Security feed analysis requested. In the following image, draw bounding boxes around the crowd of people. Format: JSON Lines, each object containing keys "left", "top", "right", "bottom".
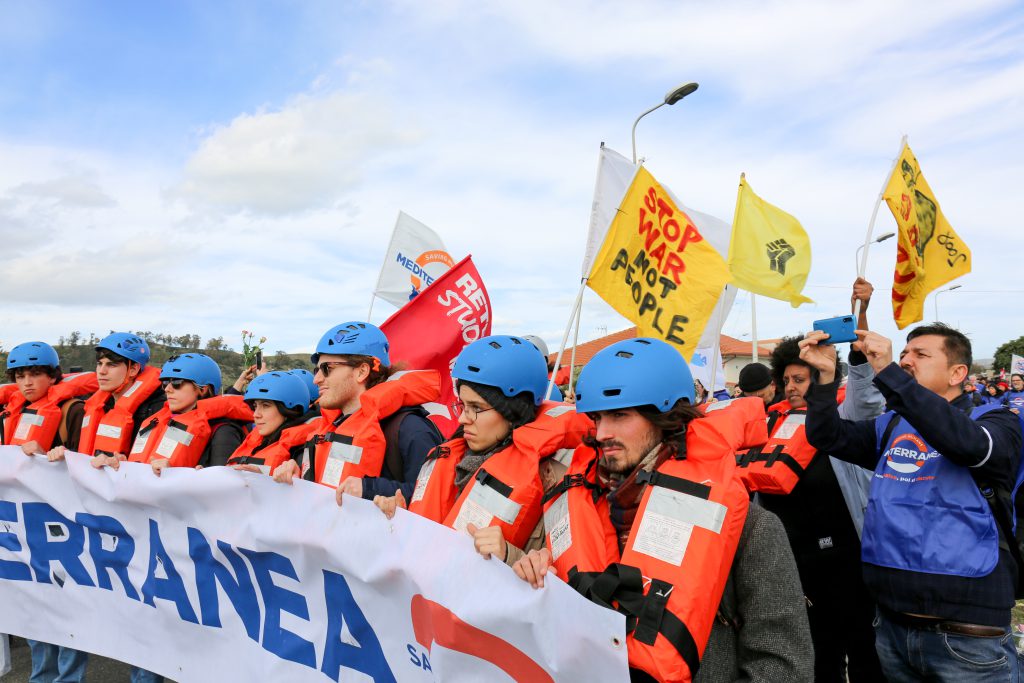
{"left": 2, "top": 277, "right": 1023, "bottom": 683}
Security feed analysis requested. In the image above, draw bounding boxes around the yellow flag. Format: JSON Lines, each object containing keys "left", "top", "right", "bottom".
{"left": 586, "top": 166, "right": 731, "bottom": 354}
{"left": 883, "top": 142, "right": 971, "bottom": 328}
{"left": 727, "top": 175, "right": 813, "bottom": 307}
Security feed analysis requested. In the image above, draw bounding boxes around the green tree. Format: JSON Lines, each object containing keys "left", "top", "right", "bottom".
{"left": 993, "top": 335, "right": 1024, "bottom": 373}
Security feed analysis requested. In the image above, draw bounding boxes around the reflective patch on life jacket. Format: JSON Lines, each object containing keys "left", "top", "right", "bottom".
{"left": 544, "top": 493, "right": 572, "bottom": 561}
{"left": 156, "top": 425, "right": 194, "bottom": 458}
{"left": 451, "top": 476, "right": 523, "bottom": 532}
{"left": 632, "top": 486, "right": 727, "bottom": 566}
{"left": 551, "top": 448, "right": 575, "bottom": 468}
{"left": 130, "top": 431, "right": 150, "bottom": 455}
{"left": 773, "top": 413, "right": 805, "bottom": 440}
{"left": 14, "top": 412, "right": 45, "bottom": 441}
{"left": 96, "top": 424, "right": 122, "bottom": 440}
{"left": 122, "top": 380, "right": 144, "bottom": 398}
{"left": 322, "top": 438, "right": 364, "bottom": 487}
{"left": 545, "top": 405, "right": 573, "bottom": 419}
{"left": 82, "top": 415, "right": 91, "bottom": 428}
{"left": 411, "top": 459, "right": 437, "bottom": 504}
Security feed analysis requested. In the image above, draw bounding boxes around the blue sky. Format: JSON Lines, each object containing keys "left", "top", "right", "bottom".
{"left": 2, "top": 0, "right": 1022, "bottom": 366}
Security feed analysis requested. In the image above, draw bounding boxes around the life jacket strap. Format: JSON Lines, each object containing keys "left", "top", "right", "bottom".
{"left": 474, "top": 468, "right": 513, "bottom": 498}
{"left": 735, "top": 445, "right": 807, "bottom": 476}
{"left": 636, "top": 469, "right": 711, "bottom": 500}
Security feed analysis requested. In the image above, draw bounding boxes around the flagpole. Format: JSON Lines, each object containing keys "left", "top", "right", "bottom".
{"left": 567, "top": 293, "right": 583, "bottom": 395}
{"left": 751, "top": 293, "right": 759, "bottom": 364}
{"left": 547, "top": 279, "right": 587, "bottom": 401}
{"left": 854, "top": 135, "right": 907, "bottom": 319}
{"left": 706, "top": 285, "right": 730, "bottom": 400}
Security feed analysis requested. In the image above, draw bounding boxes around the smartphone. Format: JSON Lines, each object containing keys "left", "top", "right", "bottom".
{"left": 255, "top": 350, "right": 263, "bottom": 370}
{"left": 813, "top": 315, "right": 857, "bottom": 345}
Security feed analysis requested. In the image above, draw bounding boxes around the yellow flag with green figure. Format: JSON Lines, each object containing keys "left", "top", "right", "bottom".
{"left": 727, "top": 175, "right": 813, "bottom": 307}
{"left": 883, "top": 141, "right": 971, "bottom": 328}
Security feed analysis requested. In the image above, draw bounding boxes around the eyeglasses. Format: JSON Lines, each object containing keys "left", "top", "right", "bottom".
{"left": 315, "top": 361, "right": 352, "bottom": 378}
{"left": 162, "top": 379, "right": 192, "bottom": 390}
{"left": 454, "top": 400, "right": 497, "bottom": 421}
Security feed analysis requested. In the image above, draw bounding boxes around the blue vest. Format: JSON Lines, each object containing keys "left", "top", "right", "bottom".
{"left": 1004, "top": 391, "right": 1024, "bottom": 411}
{"left": 864, "top": 405, "right": 1005, "bottom": 578}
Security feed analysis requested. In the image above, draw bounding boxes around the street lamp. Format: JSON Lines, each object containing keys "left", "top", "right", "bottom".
{"left": 631, "top": 82, "right": 699, "bottom": 163}
{"left": 855, "top": 232, "right": 895, "bottom": 273}
{"left": 934, "top": 284, "right": 962, "bottom": 321}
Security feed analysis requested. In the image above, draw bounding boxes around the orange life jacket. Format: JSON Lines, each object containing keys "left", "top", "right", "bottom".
{"left": 227, "top": 421, "right": 319, "bottom": 474}
{"left": 305, "top": 370, "right": 441, "bottom": 488}
{"left": 128, "top": 395, "right": 253, "bottom": 468}
{"left": 542, "top": 404, "right": 760, "bottom": 682}
{"left": 541, "top": 444, "right": 620, "bottom": 582}
{"left": 2, "top": 373, "right": 99, "bottom": 449}
{"left": 78, "top": 366, "right": 164, "bottom": 456}
{"left": 735, "top": 388, "right": 845, "bottom": 494}
{"left": 409, "top": 402, "right": 592, "bottom": 549}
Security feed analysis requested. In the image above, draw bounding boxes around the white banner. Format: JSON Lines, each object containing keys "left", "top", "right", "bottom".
{"left": 1011, "top": 354, "right": 1024, "bottom": 376}
{"left": 0, "top": 448, "right": 627, "bottom": 682}
{"left": 583, "top": 146, "right": 736, "bottom": 348}
{"left": 374, "top": 211, "right": 455, "bottom": 308}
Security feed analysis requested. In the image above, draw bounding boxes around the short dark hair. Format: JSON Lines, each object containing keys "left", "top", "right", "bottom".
{"left": 96, "top": 348, "right": 131, "bottom": 366}
{"left": 582, "top": 398, "right": 703, "bottom": 456}
{"left": 770, "top": 336, "right": 839, "bottom": 391}
{"left": 906, "top": 323, "right": 972, "bottom": 368}
{"left": 7, "top": 365, "right": 62, "bottom": 384}
{"left": 456, "top": 380, "right": 536, "bottom": 430}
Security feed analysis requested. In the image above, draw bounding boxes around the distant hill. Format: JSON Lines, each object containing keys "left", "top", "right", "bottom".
{"left": 0, "top": 333, "right": 310, "bottom": 388}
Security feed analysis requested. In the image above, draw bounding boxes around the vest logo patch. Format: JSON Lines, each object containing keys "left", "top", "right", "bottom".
{"left": 884, "top": 433, "right": 939, "bottom": 474}
{"left": 818, "top": 536, "right": 833, "bottom": 550}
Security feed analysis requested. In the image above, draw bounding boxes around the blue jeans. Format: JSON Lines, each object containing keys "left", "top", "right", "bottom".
{"left": 130, "top": 666, "right": 165, "bottom": 683}
{"left": 27, "top": 640, "right": 88, "bottom": 683}
{"left": 874, "top": 610, "right": 1020, "bottom": 682}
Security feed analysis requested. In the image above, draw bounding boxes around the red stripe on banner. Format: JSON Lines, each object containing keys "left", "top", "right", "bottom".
{"left": 411, "top": 594, "right": 554, "bottom": 683}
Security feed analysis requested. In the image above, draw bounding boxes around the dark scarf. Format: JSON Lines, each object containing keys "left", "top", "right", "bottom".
{"left": 454, "top": 435, "right": 513, "bottom": 492}
{"left": 600, "top": 444, "right": 669, "bottom": 551}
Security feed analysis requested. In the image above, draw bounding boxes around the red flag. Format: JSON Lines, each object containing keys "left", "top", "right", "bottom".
{"left": 380, "top": 255, "right": 492, "bottom": 437}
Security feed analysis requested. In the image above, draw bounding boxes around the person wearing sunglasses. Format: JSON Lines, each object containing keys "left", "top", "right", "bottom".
{"left": 92, "top": 353, "right": 252, "bottom": 472}
{"left": 371, "top": 335, "right": 592, "bottom": 567}
{"left": 2, "top": 341, "right": 97, "bottom": 454}
{"left": 227, "top": 371, "right": 314, "bottom": 474}
{"left": 273, "top": 321, "right": 444, "bottom": 503}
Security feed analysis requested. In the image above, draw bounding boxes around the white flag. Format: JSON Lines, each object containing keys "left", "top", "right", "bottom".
{"left": 582, "top": 146, "right": 737, "bottom": 347}
{"left": 373, "top": 212, "right": 455, "bottom": 308}
{"left": 689, "top": 345, "right": 727, "bottom": 395}
{"left": 1012, "top": 354, "right": 1024, "bottom": 375}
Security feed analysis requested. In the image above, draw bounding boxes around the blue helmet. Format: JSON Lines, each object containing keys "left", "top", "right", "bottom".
{"left": 312, "top": 322, "right": 390, "bottom": 366}
{"left": 575, "top": 338, "right": 694, "bottom": 413}
{"left": 452, "top": 335, "right": 549, "bottom": 406}
{"left": 96, "top": 332, "right": 151, "bottom": 367}
{"left": 288, "top": 369, "right": 319, "bottom": 401}
{"left": 244, "top": 372, "right": 310, "bottom": 411}
{"left": 160, "top": 353, "right": 222, "bottom": 394}
{"left": 7, "top": 342, "right": 59, "bottom": 371}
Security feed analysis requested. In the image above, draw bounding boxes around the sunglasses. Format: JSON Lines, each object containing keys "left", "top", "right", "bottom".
{"left": 314, "top": 361, "right": 355, "bottom": 378}
{"left": 162, "top": 379, "right": 193, "bottom": 390}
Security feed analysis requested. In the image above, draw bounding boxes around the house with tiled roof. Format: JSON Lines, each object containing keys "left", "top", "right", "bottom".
{"left": 549, "top": 327, "right": 779, "bottom": 387}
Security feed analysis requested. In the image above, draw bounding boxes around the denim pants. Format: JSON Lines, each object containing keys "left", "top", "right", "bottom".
{"left": 27, "top": 640, "right": 88, "bottom": 683}
{"left": 130, "top": 666, "right": 165, "bottom": 683}
{"left": 874, "top": 610, "right": 1020, "bottom": 682}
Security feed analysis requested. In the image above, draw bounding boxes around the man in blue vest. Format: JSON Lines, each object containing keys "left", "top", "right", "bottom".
{"left": 799, "top": 323, "right": 1023, "bottom": 682}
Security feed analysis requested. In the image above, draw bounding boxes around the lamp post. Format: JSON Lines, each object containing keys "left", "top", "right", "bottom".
{"left": 934, "top": 284, "right": 962, "bottom": 321}
{"left": 854, "top": 232, "right": 895, "bottom": 274}
{"left": 631, "top": 82, "right": 699, "bottom": 164}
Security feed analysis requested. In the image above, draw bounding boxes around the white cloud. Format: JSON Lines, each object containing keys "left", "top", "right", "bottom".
{"left": 171, "top": 90, "right": 422, "bottom": 215}
{"left": 10, "top": 175, "right": 116, "bottom": 209}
